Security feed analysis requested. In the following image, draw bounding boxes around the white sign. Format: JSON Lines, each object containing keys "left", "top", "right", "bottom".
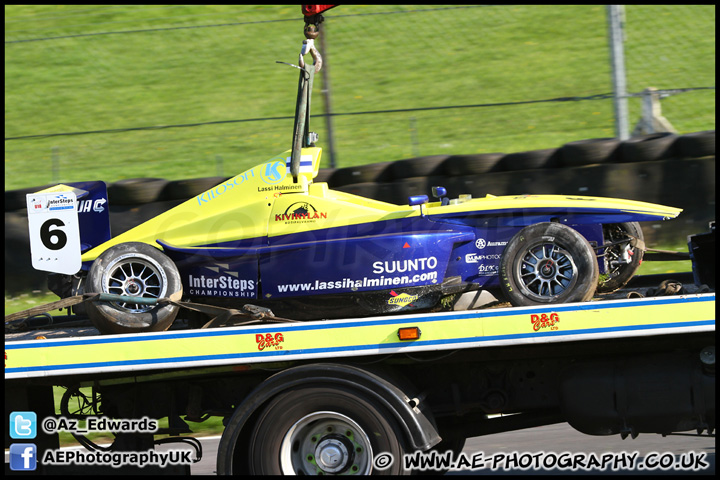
{"left": 26, "top": 191, "right": 81, "bottom": 274}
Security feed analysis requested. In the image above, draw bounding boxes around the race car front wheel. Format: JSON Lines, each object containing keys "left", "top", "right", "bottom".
{"left": 85, "top": 242, "right": 182, "bottom": 334}
{"left": 499, "top": 223, "right": 599, "bottom": 306}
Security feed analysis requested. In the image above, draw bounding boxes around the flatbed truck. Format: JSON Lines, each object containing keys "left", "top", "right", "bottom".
{"left": 5, "top": 260, "right": 715, "bottom": 475}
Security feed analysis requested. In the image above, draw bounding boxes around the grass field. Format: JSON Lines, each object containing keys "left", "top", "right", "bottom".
{"left": 4, "top": 5, "right": 715, "bottom": 190}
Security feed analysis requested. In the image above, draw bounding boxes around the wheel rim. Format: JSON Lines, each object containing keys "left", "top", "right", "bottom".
{"left": 279, "top": 411, "right": 373, "bottom": 475}
{"left": 101, "top": 253, "right": 168, "bottom": 313}
{"left": 517, "top": 243, "right": 578, "bottom": 300}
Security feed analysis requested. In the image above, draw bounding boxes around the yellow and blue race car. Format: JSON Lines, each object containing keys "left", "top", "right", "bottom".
{"left": 27, "top": 14, "right": 681, "bottom": 334}
{"left": 34, "top": 146, "right": 680, "bottom": 334}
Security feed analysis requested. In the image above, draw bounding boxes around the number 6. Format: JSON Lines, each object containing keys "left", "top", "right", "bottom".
{"left": 40, "top": 218, "right": 68, "bottom": 251}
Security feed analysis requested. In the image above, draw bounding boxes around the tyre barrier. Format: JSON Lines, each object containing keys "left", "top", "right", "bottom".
{"left": 328, "top": 161, "right": 395, "bottom": 188}
{"left": 559, "top": 137, "right": 621, "bottom": 167}
{"left": 313, "top": 167, "right": 337, "bottom": 184}
{"left": 161, "top": 176, "right": 230, "bottom": 201}
{"left": 674, "top": 130, "right": 715, "bottom": 159}
{"left": 617, "top": 132, "right": 679, "bottom": 163}
{"left": 5, "top": 183, "right": 56, "bottom": 212}
{"left": 389, "top": 155, "right": 450, "bottom": 180}
{"left": 107, "top": 178, "right": 169, "bottom": 205}
{"left": 443, "top": 153, "right": 505, "bottom": 176}
{"left": 496, "top": 148, "right": 562, "bottom": 171}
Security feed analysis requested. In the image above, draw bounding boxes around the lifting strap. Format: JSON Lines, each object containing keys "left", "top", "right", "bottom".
{"left": 5, "top": 293, "right": 295, "bottom": 333}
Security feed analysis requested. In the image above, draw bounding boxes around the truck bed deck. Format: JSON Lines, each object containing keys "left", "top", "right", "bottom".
{"left": 5, "top": 276, "right": 714, "bottom": 381}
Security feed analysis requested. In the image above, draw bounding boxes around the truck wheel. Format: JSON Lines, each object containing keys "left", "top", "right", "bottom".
{"left": 500, "top": 223, "right": 599, "bottom": 306}
{"left": 246, "top": 386, "right": 409, "bottom": 475}
{"left": 597, "top": 222, "right": 644, "bottom": 293}
{"left": 85, "top": 242, "right": 182, "bottom": 334}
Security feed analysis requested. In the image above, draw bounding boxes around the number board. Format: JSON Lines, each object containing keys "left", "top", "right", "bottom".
{"left": 26, "top": 191, "right": 81, "bottom": 275}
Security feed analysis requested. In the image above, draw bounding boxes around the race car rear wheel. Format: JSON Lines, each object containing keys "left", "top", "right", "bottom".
{"left": 85, "top": 242, "right": 182, "bottom": 334}
{"left": 499, "top": 223, "right": 599, "bottom": 306}
{"left": 597, "top": 222, "right": 644, "bottom": 293}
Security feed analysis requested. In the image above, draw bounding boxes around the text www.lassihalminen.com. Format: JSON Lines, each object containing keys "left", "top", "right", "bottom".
{"left": 276, "top": 272, "right": 438, "bottom": 293}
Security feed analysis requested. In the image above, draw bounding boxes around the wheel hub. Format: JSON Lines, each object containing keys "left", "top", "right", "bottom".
{"left": 519, "top": 243, "right": 577, "bottom": 299}
{"left": 539, "top": 259, "right": 556, "bottom": 278}
{"left": 315, "top": 435, "right": 352, "bottom": 473}
{"left": 124, "top": 279, "right": 143, "bottom": 296}
{"left": 279, "top": 411, "right": 372, "bottom": 475}
{"left": 102, "top": 253, "right": 168, "bottom": 313}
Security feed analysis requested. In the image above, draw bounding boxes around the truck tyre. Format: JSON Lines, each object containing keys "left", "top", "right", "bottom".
{"left": 597, "top": 222, "right": 644, "bottom": 293}
{"left": 500, "top": 223, "right": 599, "bottom": 306}
{"left": 85, "top": 242, "right": 182, "bottom": 334}
{"left": 245, "top": 386, "right": 410, "bottom": 475}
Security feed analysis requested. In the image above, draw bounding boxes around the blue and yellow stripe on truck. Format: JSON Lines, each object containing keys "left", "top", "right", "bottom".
{"left": 5, "top": 294, "right": 714, "bottom": 380}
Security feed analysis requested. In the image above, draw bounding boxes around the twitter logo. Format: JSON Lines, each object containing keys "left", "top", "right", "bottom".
{"left": 10, "top": 412, "right": 37, "bottom": 439}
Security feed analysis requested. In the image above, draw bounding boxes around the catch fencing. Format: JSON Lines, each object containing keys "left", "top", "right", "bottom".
{"left": 4, "top": 5, "right": 715, "bottom": 189}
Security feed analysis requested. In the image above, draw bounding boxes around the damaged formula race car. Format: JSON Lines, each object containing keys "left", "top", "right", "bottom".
{"left": 26, "top": 20, "right": 681, "bottom": 334}
{"left": 31, "top": 146, "right": 681, "bottom": 334}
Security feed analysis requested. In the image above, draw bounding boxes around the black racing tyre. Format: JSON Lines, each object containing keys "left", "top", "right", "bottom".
{"left": 108, "top": 178, "right": 169, "bottom": 205}
{"left": 336, "top": 181, "right": 380, "bottom": 200}
{"left": 497, "top": 148, "right": 561, "bottom": 171}
{"left": 331, "top": 162, "right": 394, "bottom": 187}
{"left": 500, "top": 223, "right": 599, "bottom": 306}
{"left": 161, "top": 176, "right": 228, "bottom": 201}
{"left": 5, "top": 184, "right": 55, "bottom": 212}
{"left": 596, "top": 222, "right": 644, "bottom": 293}
{"left": 85, "top": 242, "right": 182, "bottom": 334}
{"left": 560, "top": 138, "right": 621, "bottom": 167}
{"left": 675, "top": 130, "right": 715, "bottom": 158}
{"left": 443, "top": 153, "right": 504, "bottom": 176}
{"left": 245, "top": 386, "right": 410, "bottom": 475}
{"left": 314, "top": 167, "right": 337, "bottom": 184}
{"left": 618, "top": 132, "right": 678, "bottom": 163}
{"left": 390, "top": 155, "right": 450, "bottom": 179}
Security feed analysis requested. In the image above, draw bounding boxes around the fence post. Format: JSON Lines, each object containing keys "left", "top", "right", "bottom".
{"left": 319, "top": 21, "right": 337, "bottom": 168}
{"left": 52, "top": 146, "right": 59, "bottom": 182}
{"left": 607, "top": 5, "right": 630, "bottom": 141}
{"left": 631, "top": 87, "right": 677, "bottom": 136}
{"left": 410, "top": 117, "right": 420, "bottom": 157}
{"left": 216, "top": 154, "right": 224, "bottom": 176}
